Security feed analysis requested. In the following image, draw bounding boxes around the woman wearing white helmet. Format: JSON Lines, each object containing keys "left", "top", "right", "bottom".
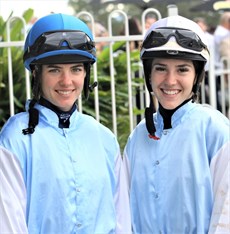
{"left": 123, "top": 15, "right": 229, "bottom": 233}
{"left": 0, "top": 13, "right": 131, "bottom": 233}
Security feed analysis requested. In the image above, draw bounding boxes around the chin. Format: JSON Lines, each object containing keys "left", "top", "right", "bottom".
{"left": 161, "top": 103, "right": 178, "bottom": 110}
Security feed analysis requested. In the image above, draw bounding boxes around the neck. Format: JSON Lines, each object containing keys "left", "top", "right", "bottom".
{"left": 159, "top": 98, "right": 191, "bottom": 129}
{"left": 39, "top": 97, "right": 76, "bottom": 128}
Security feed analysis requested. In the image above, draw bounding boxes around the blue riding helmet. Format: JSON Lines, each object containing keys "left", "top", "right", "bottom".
{"left": 23, "top": 13, "right": 96, "bottom": 71}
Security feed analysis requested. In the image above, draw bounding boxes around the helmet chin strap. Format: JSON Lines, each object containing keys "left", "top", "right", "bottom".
{"left": 83, "top": 64, "right": 97, "bottom": 99}
{"left": 22, "top": 66, "right": 42, "bottom": 135}
{"left": 89, "top": 81, "right": 98, "bottom": 93}
{"left": 145, "top": 93, "right": 160, "bottom": 140}
{"left": 22, "top": 99, "right": 39, "bottom": 135}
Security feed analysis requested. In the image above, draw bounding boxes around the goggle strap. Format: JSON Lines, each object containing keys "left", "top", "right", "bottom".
{"left": 143, "top": 28, "right": 207, "bottom": 52}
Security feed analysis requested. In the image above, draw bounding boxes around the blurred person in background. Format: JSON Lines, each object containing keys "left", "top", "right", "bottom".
{"left": 213, "top": 11, "right": 230, "bottom": 111}
{"left": 194, "top": 17, "right": 215, "bottom": 103}
{"left": 145, "top": 13, "right": 157, "bottom": 31}
{"left": 94, "top": 22, "right": 109, "bottom": 53}
{"left": 214, "top": 11, "right": 230, "bottom": 69}
{"left": 120, "top": 17, "right": 142, "bottom": 50}
{"left": 219, "top": 34, "right": 230, "bottom": 118}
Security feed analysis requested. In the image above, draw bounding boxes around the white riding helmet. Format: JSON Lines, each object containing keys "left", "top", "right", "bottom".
{"left": 141, "top": 15, "right": 209, "bottom": 62}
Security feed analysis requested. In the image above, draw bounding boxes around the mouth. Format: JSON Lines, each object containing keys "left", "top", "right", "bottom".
{"left": 56, "top": 90, "right": 75, "bottom": 96}
{"left": 161, "top": 89, "right": 180, "bottom": 95}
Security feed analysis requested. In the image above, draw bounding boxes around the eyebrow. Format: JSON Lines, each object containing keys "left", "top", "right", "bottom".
{"left": 176, "top": 63, "right": 193, "bottom": 68}
{"left": 46, "top": 65, "right": 61, "bottom": 68}
{"left": 45, "top": 64, "right": 84, "bottom": 68}
{"left": 152, "top": 62, "right": 193, "bottom": 67}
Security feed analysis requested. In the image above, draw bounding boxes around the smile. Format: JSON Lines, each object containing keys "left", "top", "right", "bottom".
{"left": 162, "top": 89, "right": 180, "bottom": 95}
{"left": 56, "top": 90, "right": 74, "bottom": 95}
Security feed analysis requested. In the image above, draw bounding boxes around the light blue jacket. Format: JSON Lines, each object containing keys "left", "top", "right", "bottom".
{"left": 124, "top": 101, "right": 230, "bottom": 234}
{"left": 0, "top": 101, "right": 131, "bottom": 234}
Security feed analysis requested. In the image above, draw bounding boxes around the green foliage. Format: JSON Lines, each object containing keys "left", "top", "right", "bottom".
{"left": 0, "top": 9, "right": 34, "bottom": 128}
{"left": 82, "top": 42, "right": 144, "bottom": 151}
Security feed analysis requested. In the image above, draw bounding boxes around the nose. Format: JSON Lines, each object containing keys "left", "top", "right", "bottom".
{"left": 165, "top": 70, "right": 176, "bottom": 85}
{"left": 59, "top": 71, "right": 72, "bottom": 86}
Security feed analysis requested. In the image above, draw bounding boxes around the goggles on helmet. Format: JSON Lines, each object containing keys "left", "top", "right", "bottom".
{"left": 24, "top": 30, "right": 95, "bottom": 60}
{"left": 142, "top": 27, "right": 207, "bottom": 52}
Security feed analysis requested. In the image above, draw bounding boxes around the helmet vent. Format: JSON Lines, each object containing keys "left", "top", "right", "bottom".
{"left": 166, "top": 50, "right": 179, "bottom": 55}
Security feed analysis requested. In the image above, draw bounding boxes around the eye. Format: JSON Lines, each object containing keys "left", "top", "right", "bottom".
{"left": 48, "top": 68, "right": 60, "bottom": 73}
{"left": 153, "top": 65, "right": 166, "bottom": 72}
{"left": 178, "top": 67, "right": 189, "bottom": 73}
{"left": 71, "top": 66, "right": 84, "bottom": 73}
{"left": 72, "top": 67, "right": 81, "bottom": 72}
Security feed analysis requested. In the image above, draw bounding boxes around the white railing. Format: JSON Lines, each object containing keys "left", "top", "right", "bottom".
{"left": 0, "top": 6, "right": 229, "bottom": 138}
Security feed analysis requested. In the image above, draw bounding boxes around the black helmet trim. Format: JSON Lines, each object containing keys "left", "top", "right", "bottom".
{"left": 30, "top": 54, "right": 95, "bottom": 67}
{"left": 141, "top": 50, "right": 207, "bottom": 62}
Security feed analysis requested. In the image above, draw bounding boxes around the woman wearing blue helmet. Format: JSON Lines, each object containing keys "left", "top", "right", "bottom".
{"left": 123, "top": 15, "right": 230, "bottom": 233}
{"left": 0, "top": 13, "right": 131, "bottom": 233}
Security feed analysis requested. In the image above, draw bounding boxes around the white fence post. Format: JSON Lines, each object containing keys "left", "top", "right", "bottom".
{"left": 6, "top": 16, "right": 27, "bottom": 116}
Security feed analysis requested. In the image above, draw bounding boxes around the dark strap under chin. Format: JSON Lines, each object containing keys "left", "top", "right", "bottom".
{"left": 22, "top": 99, "right": 39, "bottom": 135}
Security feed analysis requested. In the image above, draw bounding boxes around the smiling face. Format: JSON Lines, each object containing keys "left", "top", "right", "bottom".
{"left": 150, "top": 58, "right": 196, "bottom": 110}
{"left": 41, "top": 63, "right": 86, "bottom": 111}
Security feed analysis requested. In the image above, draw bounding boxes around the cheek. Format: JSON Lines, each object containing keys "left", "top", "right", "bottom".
{"left": 79, "top": 76, "right": 85, "bottom": 86}
{"left": 149, "top": 73, "right": 159, "bottom": 88}
{"left": 41, "top": 78, "right": 50, "bottom": 90}
{"left": 74, "top": 76, "right": 85, "bottom": 88}
{"left": 40, "top": 82, "right": 49, "bottom": 97}
{"left": 184, "top": 77, "right": 196, "bottom": 93}
{"left": 149, "top": 71, "right": 153, "bottom": 85}
{"left": 188, "top": 74, "right": 197, "bottom": 87}
{"left": 40, "top": 78, "right": 45, "bottom": 93}
{"left": 40, "top": 76, "right": 54, "bottom": 95}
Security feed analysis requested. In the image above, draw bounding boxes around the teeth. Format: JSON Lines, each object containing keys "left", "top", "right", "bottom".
{"left": 163, "top": 90, "right": 179, "bottom": 95}
{"left": 58, "top": 90, "right": 72, "bottom": 95}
